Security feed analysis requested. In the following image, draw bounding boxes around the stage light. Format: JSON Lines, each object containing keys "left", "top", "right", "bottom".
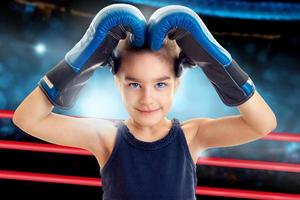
{"left": 35, "top": 43, "right": 46, "bottom": 55}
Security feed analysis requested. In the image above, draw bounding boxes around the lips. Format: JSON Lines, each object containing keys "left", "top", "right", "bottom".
{"left": 137, "top": 108, "right": 160, "bottom": 112}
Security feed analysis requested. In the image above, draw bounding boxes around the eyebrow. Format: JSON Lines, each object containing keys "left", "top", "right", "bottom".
{"left": 124, "top": 75, "right": 171, "bottom": 82}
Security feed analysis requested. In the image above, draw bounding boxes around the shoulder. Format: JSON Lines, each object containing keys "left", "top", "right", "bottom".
{"left": 87, "top": 118, "right": 119, "bottom": 153}
{"left": 180, "top": 117, "right": 210, "bottom": 144}
{"left": 181, "top": 117, "right": 210, "bottom": 132}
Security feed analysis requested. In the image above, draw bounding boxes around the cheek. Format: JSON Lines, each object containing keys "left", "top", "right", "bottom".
{"left": 157, "top": 90, "right": 174, "bottom": 105}
{"left": 122, "top": 89, "right": 139, "bottom": 105}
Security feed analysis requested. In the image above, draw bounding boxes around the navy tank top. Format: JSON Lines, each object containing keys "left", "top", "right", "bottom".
{"left": 100, "top": 118, "right": 197, "bottom": 200}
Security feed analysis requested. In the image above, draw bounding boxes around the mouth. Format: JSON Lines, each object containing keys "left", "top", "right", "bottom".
{"left": 136, "top": 108, "right": 160, "bottom": 114}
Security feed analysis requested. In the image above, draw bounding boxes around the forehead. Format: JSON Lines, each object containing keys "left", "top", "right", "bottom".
{"left": 124, "top": 75, "right": 172, "bottom": 83}
{"left": 119, "top": 51, "right": 174, "bottom": 82}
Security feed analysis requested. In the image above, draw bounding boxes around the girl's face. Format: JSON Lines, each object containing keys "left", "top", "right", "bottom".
{"left": 114, "top": 50, "right": 180, "bottom": 126}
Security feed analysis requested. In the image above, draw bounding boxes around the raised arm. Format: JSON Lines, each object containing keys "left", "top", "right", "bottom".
{"left": 12, "top": 87, "right": 112, "bottom": 152}
{"left": 191, "top": 91, "right": 276, "bottom": 150}
{"left": 147, "top": 5, "right": 276, "bottom": 151}
{"left": 12, "top": 4, "right": 147, "bottom": 153}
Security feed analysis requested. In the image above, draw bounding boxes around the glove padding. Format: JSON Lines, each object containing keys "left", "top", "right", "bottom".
{"left": 148, "top": 5, "right": 255, "bottom": 106}
{"left": 39, "top": 4, "right": 147, "bottom": 109}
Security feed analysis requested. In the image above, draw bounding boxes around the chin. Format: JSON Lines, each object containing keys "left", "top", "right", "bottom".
{"left": 143, "top": 117, "right": 166, "bottom": 125}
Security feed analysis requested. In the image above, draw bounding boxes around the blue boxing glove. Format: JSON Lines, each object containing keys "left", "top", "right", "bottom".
{"left": 38, "top": 4, "right": 146, "bottom": 109}
{"left": 148, "top": 5, "right": 255, "bottom": 106}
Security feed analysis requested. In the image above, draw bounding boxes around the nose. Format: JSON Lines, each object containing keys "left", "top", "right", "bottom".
{"left": 140, "top": 86, "right": 155, "bottom": 105}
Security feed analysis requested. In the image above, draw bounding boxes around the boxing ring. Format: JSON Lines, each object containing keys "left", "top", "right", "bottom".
{"left": 1, "top": 110, "right": 299, "bottom": 199}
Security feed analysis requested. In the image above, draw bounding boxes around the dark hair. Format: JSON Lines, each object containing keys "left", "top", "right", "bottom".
{"left": 107, "top": 36, "right": 194, "bottom": 78}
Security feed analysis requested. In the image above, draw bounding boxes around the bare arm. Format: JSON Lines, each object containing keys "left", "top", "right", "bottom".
{"left": 191, "top": 90, "right": 277, "bottom": 150}
{"left": 13, "top": 87, "right": 54, "bottom": 125}
{"left": 12, "top": 87, "right": 112, "bottom": 153}
{"left": 238, "top": 90, "right": 277, "bottom": 134}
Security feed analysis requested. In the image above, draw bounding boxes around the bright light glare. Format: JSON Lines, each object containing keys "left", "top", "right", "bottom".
{"left": 35, "top": 43, "right": 46, "bottom": 55}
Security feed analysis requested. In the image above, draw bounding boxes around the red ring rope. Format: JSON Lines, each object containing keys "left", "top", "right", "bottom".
{"left": 0, "top": 140, "right": 299, "bottom": 172}
{"left": 0, "top": 170, "right": 299, "bottom": 199}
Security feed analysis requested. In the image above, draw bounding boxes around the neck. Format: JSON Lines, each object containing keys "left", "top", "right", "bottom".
{"left": 124, "top": 117, "right": 171, "bottom": 137}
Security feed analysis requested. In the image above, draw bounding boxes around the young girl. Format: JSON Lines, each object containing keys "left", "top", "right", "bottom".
{"left": 12, "top": 4, "right": 277, "bottom": 200}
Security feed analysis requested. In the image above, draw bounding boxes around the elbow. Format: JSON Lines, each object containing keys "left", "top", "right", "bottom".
{"left": 268, "top": 112, "right": 277, "bottom": 133}
{"left": 263, "top": 122, "right": 277, "bottom": 135}
{"left": 259, "top": 114, "right": 277, "bottom": 135}
{"left": 12, "top": 112, "right": 32, "bottom": 132}
{"left": 12, "top": 112, "right": 18, "bottom": 125}
{"left": 12, "top": 110, "right": 28, "bottom": 128}
{"left": 12, "top": 112, "right": 22, "bottom": 127}
{"left": 269, "top": 116, "right": 277, "bottom": 134}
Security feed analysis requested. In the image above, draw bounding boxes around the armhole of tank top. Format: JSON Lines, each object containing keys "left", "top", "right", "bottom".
{"left": 178, "top": 129, "right": 197, "bottom": 172}
{"left": 100, "top": 125, "right": 122, "bottom": 175}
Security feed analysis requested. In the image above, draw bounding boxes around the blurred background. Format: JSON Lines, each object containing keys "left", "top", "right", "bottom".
{"left": 0, "top": 0, "right": 300, "bottom": 199}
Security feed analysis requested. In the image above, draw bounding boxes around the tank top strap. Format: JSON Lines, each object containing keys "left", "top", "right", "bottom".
{"left": 172, "top": 117, "right": 181, "bottom": 127}
{"left": 99, "top": 120, "right": 123, "bottom": 175}
{"left": 175, "top": 118, "right": 197, "bottom": 172}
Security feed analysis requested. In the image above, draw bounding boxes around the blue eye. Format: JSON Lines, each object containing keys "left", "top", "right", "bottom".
{"left": 129, "top": 83, "right": 140, "bottom": 89}
{"left": 156, "top": 82, "right": 167, "bottom": 88}
{"left": 128, "top": 82, "right": 167, "bottom": 89}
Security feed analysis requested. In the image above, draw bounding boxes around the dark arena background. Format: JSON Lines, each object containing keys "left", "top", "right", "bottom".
{"left": 0, "top": 0, "right": 300, "bottom": 199}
